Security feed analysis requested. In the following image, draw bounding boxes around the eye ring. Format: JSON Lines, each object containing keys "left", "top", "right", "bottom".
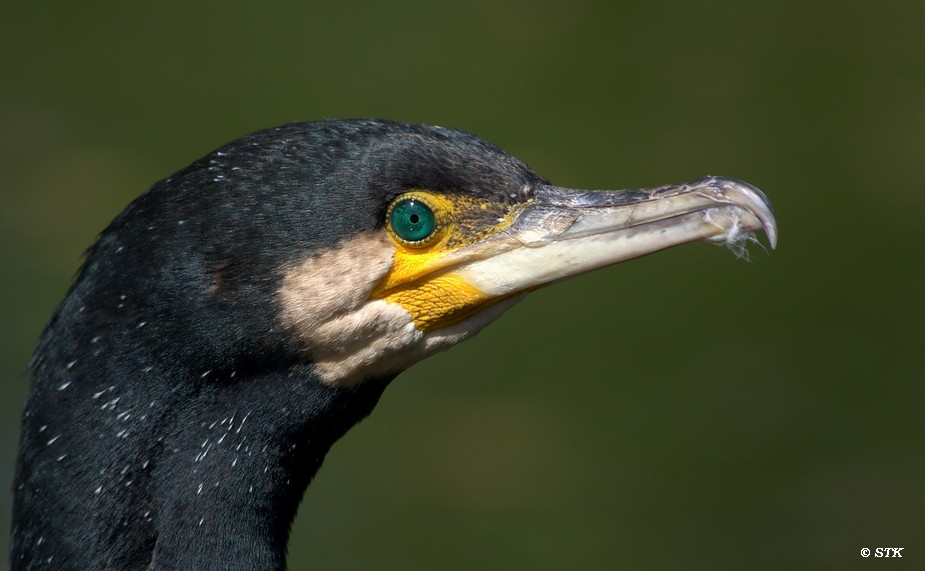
{"left": 387, "top": 195, "right": 439, "bottom": 246}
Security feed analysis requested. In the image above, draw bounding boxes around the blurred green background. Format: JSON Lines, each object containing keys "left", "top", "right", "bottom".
{"left": 2, "top": 1, "right": 922, "bottom": 568}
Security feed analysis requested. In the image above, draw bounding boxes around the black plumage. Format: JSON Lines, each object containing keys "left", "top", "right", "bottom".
{"left": 11, "top": 119, "right": 776, "bottom": 569}
{"left": 14, "top": 120, "right": 546, "bottom": 568}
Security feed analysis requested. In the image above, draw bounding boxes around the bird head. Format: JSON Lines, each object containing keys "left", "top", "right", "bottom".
{"left": 34, "top": 119, "right": 775, "bottom": 393}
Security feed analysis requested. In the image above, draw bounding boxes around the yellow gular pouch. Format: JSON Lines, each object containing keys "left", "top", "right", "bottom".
{"left": 370, "top": 190, "right": 526, "bottom": 332}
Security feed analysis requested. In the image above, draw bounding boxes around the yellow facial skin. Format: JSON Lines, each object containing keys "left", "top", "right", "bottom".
{"left": 370, "top": 191, "right": 525, "bottom": 332}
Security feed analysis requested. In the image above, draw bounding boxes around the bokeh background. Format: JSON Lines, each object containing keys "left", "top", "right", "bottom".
{"left": 2, "top": 1, "right": 922, "bottom": 568}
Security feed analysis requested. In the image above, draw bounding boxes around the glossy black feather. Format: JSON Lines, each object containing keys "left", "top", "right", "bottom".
{"left": 12, "top": 119, "right": 544, "bottom": 569}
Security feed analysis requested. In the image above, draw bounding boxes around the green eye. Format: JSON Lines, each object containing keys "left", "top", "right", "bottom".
{"left": 389, "top": 198, "right": 436, "bottom": 243}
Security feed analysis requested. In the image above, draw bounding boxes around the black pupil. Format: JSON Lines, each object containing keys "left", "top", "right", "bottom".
{"left": 409, "top": 214, "right": 420, "bottom": 224}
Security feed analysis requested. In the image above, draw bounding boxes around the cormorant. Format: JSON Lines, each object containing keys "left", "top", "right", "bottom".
{"left": 11, "top": 119, "right": 776, "bottom": 569}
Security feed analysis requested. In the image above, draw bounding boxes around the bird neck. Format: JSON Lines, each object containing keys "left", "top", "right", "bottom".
{"left": 13, "top": 354, "right": 390, "bottom": 569}
{"left": 147, "top": 370, "right": 390, "bottom": 568}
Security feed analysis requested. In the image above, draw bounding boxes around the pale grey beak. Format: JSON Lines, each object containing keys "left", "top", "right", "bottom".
{"left": 455, "top": 176, "right": 777, "bottom": 296}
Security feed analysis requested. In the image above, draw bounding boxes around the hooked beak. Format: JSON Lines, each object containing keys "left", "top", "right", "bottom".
{"left": 453, "top": 176, "right": 777, "bottom": 298}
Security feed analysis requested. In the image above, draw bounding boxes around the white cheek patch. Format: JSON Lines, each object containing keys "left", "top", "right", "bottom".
{"left": 310, "top": 294, "right": 525, "bottom": 388}
{"left": 279, "top": 232, "right": 396, "bottom": 328}
{"left": 278, "top": 232, "right": 526, "bottom": 388}
{"left": 310, "top": 299, "right": 423, "bottom": 386}
{"left": 279, "top": 232, "right": 411, "bottom": 387}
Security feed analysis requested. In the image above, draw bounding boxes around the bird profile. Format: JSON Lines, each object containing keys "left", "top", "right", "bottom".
{"left": 10, "top": 119, "right": 777, "bottom": 569}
